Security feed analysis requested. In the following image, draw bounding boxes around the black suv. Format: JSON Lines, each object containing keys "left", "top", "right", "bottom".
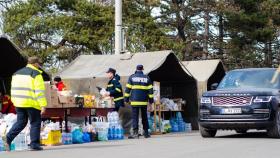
{"left": 199, "top": 68, "right": 280, "bottom": 138}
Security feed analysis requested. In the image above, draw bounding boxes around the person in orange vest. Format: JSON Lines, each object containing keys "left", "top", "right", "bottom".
{"left": 53, "top": 76, "right": 66, "bottom": 91}
{"left": 0, "top": 92, "right": 16, "bottom": 114}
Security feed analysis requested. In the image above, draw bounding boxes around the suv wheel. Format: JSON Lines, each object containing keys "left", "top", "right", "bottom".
{"left": 267, "top": 108, "right": 280, "bottom": 138}
{"left": 235, "top": 130, "right": 247, "bottom": 134}
{"left": 200, "top": 126, "right": 217, "bottom": 138}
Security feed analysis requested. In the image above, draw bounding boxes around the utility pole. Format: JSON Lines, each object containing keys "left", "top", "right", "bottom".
{"left": 115, "top": 0, "right": 122, "bottom": 55}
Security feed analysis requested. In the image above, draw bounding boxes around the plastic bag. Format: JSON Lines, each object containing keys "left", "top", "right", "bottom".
{"left": 4, "top": 114, "right": 17, "bottom": 133}
{"left": 93, "top": 117, "right": 109, "bottom": 141}
{"left": 82, "top": 132, "right": 91, "bottom": 143}
{"left": 100, "top": 88, "right": 107, "bottom": 96}
{"left": 72, "top": 129, "right": 84, "bottom": 144}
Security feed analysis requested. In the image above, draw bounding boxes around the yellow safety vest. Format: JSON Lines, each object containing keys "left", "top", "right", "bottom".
{"left": 11, "top": 64, "right": 47, "bottom": 110}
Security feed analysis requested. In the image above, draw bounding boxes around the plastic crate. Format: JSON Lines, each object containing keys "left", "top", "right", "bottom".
{"left": 41, "top": 130, "right": 62, "bottom": 146}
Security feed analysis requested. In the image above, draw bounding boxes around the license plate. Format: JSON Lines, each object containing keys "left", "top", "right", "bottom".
{"left": 222, "top": 108, "right": 242, "bottom": 114}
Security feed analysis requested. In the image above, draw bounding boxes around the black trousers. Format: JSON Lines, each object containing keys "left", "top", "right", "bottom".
{"left": 114, "top": 99, "right": 125, "bottom": 112}
{"left": 6, "top": 107, "right": 41, "bottom": 147}
{"left": 132, "top": 106, "right": 149, "bottom": 133}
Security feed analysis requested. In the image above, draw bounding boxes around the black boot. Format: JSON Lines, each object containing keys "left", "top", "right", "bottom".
{"left": 29, "top": 145, "right": 43, "bottom": 151}
{"left": 144, "top": 132, "right": 151, "bottom": 138}
{"left": 128, "top": 130, "right": 139, "bottom": 139}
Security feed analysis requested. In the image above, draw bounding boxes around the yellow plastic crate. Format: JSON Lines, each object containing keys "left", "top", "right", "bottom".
{"left": 41, "top": 130, "right": 62, "bottom": 146}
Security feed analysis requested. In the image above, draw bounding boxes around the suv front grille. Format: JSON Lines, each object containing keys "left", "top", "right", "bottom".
{"left": 212, "top": 96, "right": 253, "bottom": 106}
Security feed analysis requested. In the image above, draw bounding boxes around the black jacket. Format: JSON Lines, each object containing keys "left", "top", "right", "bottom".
{"left": 124, "top": 71, "right": 154, "bottom": 106}
{"left": 106, "top": 74, "right": 124, "bottom": 107}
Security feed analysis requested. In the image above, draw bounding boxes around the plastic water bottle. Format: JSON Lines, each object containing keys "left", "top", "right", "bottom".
{"left": 118, "top": 125, "right": 124, "bottom": 140}
{"left": 108, "top": 127, "right": 113, "bottom": 140}
{"left": 13, "top": 135, "right": 20, "bottom": 151}
{"left": 112, "top": 126, "right": 116, "bottom": 140}
{"left": 186, "top": 123, "right": 192, "bottom": 133}
{"left": 0, "top": 138, "right": 4, "bottom": 152}
{"left": 62, "top": 133, "right": 66, "bottom": 145}
{"left": 10, "top": 142, "right": 15, "bottom": 151}
{"left": 116, "top": 125, "right": 121, "bottom": 140}
{"left": 14, "top": 133, "right": 28, "bottom": 151}
{"left": 112, "top": 112, "right": 119, "bottom": 124}
{"left": 107, "top": 112, "right": 112, "bottom": 123}
{"left": 68, "top": 133, "right": 73, "bottom": 144}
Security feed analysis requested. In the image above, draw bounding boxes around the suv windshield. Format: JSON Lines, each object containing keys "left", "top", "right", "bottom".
{"left": 218, "top": 69, "right": 280, "bottom": 89}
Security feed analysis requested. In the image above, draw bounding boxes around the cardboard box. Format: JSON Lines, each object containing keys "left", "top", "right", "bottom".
{"left": 62, "top": 103, "right": 78, "bottom": 108}
{"left": 98, "top": 97, "right": 114, "bottom": 108}
{"left": 44, "top": 82, "right": 62, "bottom": 108}
{"left": 58, "top": 95, "right": 75, "bottom": 104}
{"left": 59, "top": 95, "right": 76, "bottom": 108}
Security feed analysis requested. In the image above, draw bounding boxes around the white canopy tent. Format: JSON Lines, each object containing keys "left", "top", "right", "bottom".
{"left": 182, "top": 59, "right": 226, "bottom": 97}
{"left": 58, "top": 50, "right": 200, "bottom": 129}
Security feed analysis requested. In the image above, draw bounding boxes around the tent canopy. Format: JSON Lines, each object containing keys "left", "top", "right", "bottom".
{"left": 0, "top": 36, "right": 50, "bottom": 94}
{"left": 182, "top": 60, "right": 226, "bottom": 98}
{"left": 57, "top": 50, "right": 196, "bottom": 95}
{"left": 0, "top": 36, "right": 26, "bottom": 78}
{"left": 182, "top": 59, "right": 226, "bottom": 82}
{"left": 58, "top": 50, "right": 181, "bottom": 79}
{"left": 58, "top": 51, "right": 199, "bottom": 129}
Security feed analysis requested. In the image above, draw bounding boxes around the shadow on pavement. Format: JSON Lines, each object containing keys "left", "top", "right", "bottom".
{"left": 215, "top": 131, "right": 270, "bottom": 139}
{"left": 43, "top": 144, "right": 129, "bottom": 151}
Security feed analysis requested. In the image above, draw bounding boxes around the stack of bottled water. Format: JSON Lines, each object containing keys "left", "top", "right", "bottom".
{"left": 62, "top": 132, "right": 73, "bottom": 145}
{"left": 13, "top": 132, "right": 28, "bottom": 151}
{"left": 170, "top": 112, "right": 187, "bottom": 132}
{"left": 107, "top": 112, "right": 124, "bottom": 140}
{"left": 177, "top": 113, "right": 186, "bottom": 132}
{"left": 11, "top": 132, "right": 28, "bottom": 151}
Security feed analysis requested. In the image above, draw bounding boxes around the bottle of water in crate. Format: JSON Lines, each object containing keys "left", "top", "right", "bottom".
{"left": 14, "top": 132, "right": 28, "bottom": 151}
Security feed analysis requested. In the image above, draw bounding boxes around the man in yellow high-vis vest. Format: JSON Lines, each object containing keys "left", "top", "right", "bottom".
{"left": 4, "top": 56, "right": 47, "bottom": 151}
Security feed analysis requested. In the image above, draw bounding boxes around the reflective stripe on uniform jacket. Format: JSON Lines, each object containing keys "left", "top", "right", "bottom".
{"left": 124, "top": 71, "right": 154, "bottom": 106}
{"left": 11, "top": 64, "right": 47, "bottom": 110}
{"left": 106, "top": 74, "right": 124, "bottom": 105}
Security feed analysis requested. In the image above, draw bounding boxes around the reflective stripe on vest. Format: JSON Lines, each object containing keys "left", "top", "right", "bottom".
{"left": 116, "top": 88, "right": 121, "bottom": 92}
{"left": 124, "top": 93, "right": 130, "bottom": 97}
{"left": 114, "top": 97, "right": 124, "bottom": 102}
{"left": 131, "top": 101, "right": 148, "bottom": 106}
{"left": 11, "top": 95, "right": 37, "bottom": 100}
{"left": 131, "top": 84, "right": 152, "bottom": 90}
{"left": 11, "top": 87, "right": 45, "bottom": 94}
{"left": 126, "top": 84, "right": 132, "bottom": 89}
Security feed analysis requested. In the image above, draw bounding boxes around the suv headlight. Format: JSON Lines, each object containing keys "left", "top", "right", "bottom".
{"left": 201, "top": 97, "right": 212, "bottom": 104}
{"left": 253, "top": 96, "right": 272, "bottom": 103}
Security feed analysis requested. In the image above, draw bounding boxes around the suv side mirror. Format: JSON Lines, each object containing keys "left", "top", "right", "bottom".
{"left": 211, "top": 83, "right": 219, "bottom": 90}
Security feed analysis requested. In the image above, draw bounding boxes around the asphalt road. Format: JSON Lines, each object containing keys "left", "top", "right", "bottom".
{"left": 1, "top": 130, "right": 280, "bottom": 158}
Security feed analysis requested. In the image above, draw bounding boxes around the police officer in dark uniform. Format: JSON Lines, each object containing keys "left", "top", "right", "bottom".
{"left": 105, "top": 68, "right": 125, "bottom": 112}
{"left": 125, "top": 65, "right": 154, "bottom": 138}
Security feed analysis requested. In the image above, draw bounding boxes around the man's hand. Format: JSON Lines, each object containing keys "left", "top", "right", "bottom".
{"left": 102, "top": 91, "right": 110, "bottom": 97}
{"left": 41, "top": 107, "right": 46, "bottom": 115}
{"left": 106, "top": 92, "right": 110, "bottom": 96}
{"left": 148, "top": 103, "right": 154, "bottom": 112}
{"left": 124, "top": 102, "right": 130, "bottom": 107}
